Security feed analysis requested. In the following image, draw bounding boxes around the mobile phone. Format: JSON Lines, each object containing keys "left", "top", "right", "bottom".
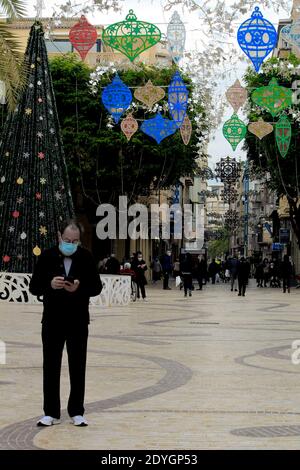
{"left": 64, "top": 276, "right": 74, "bottom": 284}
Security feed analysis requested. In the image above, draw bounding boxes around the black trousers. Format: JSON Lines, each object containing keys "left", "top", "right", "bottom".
{"left": 238, "top": 278, "right": 247, "bottom": 296}
{"left": 42, "top": 321, "right": 88, "bottom": 419}
{"left": 137, "top": 282, "right": 146, "bottom": 299}
{"left": 182, "top": 273, "right": 193, "bottom": 294}
{"left": 163, "top": 271, "right": 169, "bottom": 289}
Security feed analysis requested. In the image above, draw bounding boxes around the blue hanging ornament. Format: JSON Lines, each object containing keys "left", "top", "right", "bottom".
{"left": 140, "top": 113, "right": 178, "bottom": 144}
{"left": 102, "top": 74, "right": 132, "bottom": 123}
{"left": 167, "top": 11, "right": 186, "bottom": 64}
{"left": 237, "top": 6, "right": 277, "bottom": 73}
{"left": 168, "top": 71, "right": 188, "bottom": 128}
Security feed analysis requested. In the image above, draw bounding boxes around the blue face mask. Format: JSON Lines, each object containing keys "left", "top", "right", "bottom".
{"left": 59, "top": 241, "right": 78, "bottom": 257}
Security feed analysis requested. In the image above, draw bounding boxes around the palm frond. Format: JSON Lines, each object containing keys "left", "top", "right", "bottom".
{"left": 0, "top": 0, "right": 26, "bottom": 18}
{"left": 0, "top": 23, "right": 27, "bottom": 111}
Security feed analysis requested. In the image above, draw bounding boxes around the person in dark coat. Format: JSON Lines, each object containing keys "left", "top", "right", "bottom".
{"left": 161, "top": 250, "right": 173, "bottom": 290}
{"left": 238, "top": 257, "right": 250, "bottom": 296}
{"left": 180, "top": 253, "right": 193, "bottom": 297}
{"left": 280, "top": 254, "right": 293, "bottom": 293}
{"left": 29, "top": 219, "right": 102, "bottom": 427}
{"left": 228, "top": 255, "right": 239, "bottom": 292}
{"left": 208, "top": 259, "right": 218, "bottom": 284}
{"left": 196, "top": 255, "right": 206, "bottom": 290}
{"left": 131, "top": 251, "right": 148, "bottom": 300}
{"left": 105, "top": 253, "right": 120, "bottom": 274}
{"left": 255, "top": 262, "right": 264, "bottom": 288}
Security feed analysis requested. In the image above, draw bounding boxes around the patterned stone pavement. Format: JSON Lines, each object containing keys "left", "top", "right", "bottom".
{"left": 1, "top": 280, "right": 300, "bottom": 449}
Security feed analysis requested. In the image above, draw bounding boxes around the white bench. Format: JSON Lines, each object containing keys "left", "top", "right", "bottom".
{"left": 0, "top": 273, "right": 131, "bottom": 307}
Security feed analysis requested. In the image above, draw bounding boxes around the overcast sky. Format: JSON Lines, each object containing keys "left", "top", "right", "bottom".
{"left": 23, "top": 0, "right": 292, "bottom": 172}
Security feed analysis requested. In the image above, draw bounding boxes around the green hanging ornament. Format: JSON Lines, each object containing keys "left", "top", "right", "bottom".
{"left": 102, "top": 10, "right": 161, "bottom": 62}
{"left": 252, "top": 78, "right": 292, "bottom": 118}
{"left": 275, "top": 114, "right": 291, "bottom": 158}
{"left": 222, "top": 113, "right": 247, "bottom": 151}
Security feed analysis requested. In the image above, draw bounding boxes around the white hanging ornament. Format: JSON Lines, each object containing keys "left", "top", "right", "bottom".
{"left": 167, "top": 11, "right": 186, "bottom": 64}
{"left": 0, "top": 176, "right": 5, "bottom": 183}
{"left": 20, "top": 232, "right": 27, "bottom": 240}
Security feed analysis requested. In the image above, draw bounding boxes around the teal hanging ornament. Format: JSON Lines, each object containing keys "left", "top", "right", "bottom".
{"left": 252, "top": 78, "right": 292, "bottom": 118}
{"left": 275, "top": 115, "right": 291, "bottom": 159}
{"left": 140, "top": 113, "right": 178, "bottom": 144}
{"left": 237, "top": 6, "right": 277, "bottom": 72}
{"left": 168, "top": 71, "right": 188, "bottom": 128}
{"left": 222, "top": 113, "right": 247, "bottom": 151}
{"left": 102, "top": 74, "right": 132, "bottom": 124}
{"left": 102, "top": 10, "right": 161, "bottom": 62}
{"left": 167, "top": 11, "right": 186, "bottom": 64}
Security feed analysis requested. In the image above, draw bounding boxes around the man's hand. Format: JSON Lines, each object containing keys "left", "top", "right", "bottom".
{"left": 51, "top": 276, "right": 65, "bottom": 290}
{"left": 64, "top": 279, "right": 80, "bottom": 293}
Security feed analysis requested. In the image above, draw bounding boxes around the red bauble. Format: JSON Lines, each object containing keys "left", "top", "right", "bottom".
{"left": 35, "top": 192, "right": 42, "bottom": 200}
{"left": 12, "top": 210, "right": 20, "bottom": 218}
{"left": 69, "top": 16, "right": 98, "bottom": 61}
{"left": 3, "top": 255, "right": 10, "bottom": 263}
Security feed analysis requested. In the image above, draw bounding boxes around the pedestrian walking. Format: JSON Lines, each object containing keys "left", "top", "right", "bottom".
{"left": 29, "top": 219, "right": 102, "bottom": 427}
{"left": 161, "top": 250, "right": 173, "bottom": 290}
{"left": 238, "top": 257, "right": 250, "bottom": 296}
{"left": 196, "top": 255, "right": 206, "bottom": 290}
{"left": 280, "top": 254, "right": 293, "bottom": 293}
{"left": 208, "top": 259, "right": 219, "bottom": 284}
{"left": 255, "top": 261, "right": 264, "bottom": 287}
{"left": 180, "top": 253, "right": 193, "bottom": 297}
{"left": 150, "top": 257, "right": 162, "bottom": 283}
{"left": 228, "top": 255, "right": 239, "bottom": 292}
{"left": 105, "top": 253, "right": 120, "bottom": 274}
{"left": 131, "top": 251, "right": 148, "bottom": 301}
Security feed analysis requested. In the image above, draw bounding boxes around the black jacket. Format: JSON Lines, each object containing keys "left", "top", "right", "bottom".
{"left": 29, "top": 246, "right": 102, "bottom": 325}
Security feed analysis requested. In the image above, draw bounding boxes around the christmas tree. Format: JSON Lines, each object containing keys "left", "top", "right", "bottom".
{"left": 0, "top": 22, "right": 74, "bottom": 273}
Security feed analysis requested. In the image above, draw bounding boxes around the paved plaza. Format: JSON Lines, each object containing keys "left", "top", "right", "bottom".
{"left": 1, "top": 281, "right": 300, "bottom": 450}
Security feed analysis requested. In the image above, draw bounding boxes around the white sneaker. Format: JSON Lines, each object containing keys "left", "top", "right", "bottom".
{"left": 71, "top": 415, "right": 88, "bottom": 426}
{"left": 143, "top": 298, "right": 148, "bottom": 302}
{"left": 37, "top": 416, "right": 61, "bottom": 426}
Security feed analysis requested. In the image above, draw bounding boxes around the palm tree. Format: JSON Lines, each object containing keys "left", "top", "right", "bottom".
{"left": 0, "top": 0, "right": 27, "bottom": 111}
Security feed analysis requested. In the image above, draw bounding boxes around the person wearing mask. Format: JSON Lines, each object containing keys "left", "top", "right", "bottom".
{"left": 29, "top": 219, "right": 102, "bottom": 427}
{"left": 161, "top": 250, "right": 173, "bottom": 290}
{"left": 131, "top": 251, "right": 148, "bottom": 301}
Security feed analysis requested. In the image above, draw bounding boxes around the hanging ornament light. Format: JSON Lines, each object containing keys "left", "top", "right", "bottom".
{"left": 275, "top": 114, "right": 292, "bottom": 159}
{"left": 224, "top": 210, "right": 240, "bottom": 230}
{"left": 221, "top": 185, "right": 238, "bottom": 204}
{"left": 180, "top": 115, "right": 192, "bottom": 145}
{"left": 225, "top": 79, "right": 248, "bottom": 113}
{"left": 102, "top": 74, "right": 132, "bottom": 124}
{"left": 280, "top": 20, "right": 300, "bottom": 49}
{"left": 69, "top": 16, "right": 98, "bottom": 61}
{"left": 215, "top": 156, "right": 242, "bottom": 184}
{"left": 248, "top": 118, "right": 273, "bottom": 140}
{"left": 102, "top": 10, "right": 161, "bottom": 62}
{"left": 121, "top": 114, "right": 139, "bottom": 141}
{"left": 237, "top": 6, "right": 277, "bottom": 72}
{"left": 167, "top": 11, "right": 186, "bottom": 64}
{"left": 252, "top": 78, "right": 292, "bottom": 118}
{"left": 134, "top": 80, "right": 165, "bottom": 108}
{"left": 168, "top": 71, "right": 188, "bottom": 128}
{"left": 222, "top": 114, "right": 247, "bottom": 151}
{"left": 140, "top": 113, "right": 178, "bottom": 144}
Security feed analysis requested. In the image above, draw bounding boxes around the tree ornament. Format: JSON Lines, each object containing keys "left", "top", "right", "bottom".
{"left": 221, "top": 185, "right": 238, "bottom": 204}
{"left": 33, "top": 246, "right": 41, "bottom": 256}
{"left": 1, "top": 176, "right": 5, "bottom": 183}
{"left": 102, "top": 10, "right": 161, "bottom": 62}
{"left": 35, "top": 192, "right": 42, "bottom": 200}
{"left": 248, "top": 118, "right": 273, "bottom": 140}
{"left": 20, "top": 232, "right": 27, "bottom": 240}
{"left": 237, "top": 6, "right": 277, "bottom": 72}
{"left": 38, "top": 152, "right": 45, "bottom": 160}
{"left": 167, "top": 11, "right": 186, "bottom": 64}
{"left": 280, "top": 20, "right": 300, "bottom": 49}
{"left": 102, "top": 74, "right": 132, "bottom": 124}
{"left": 16, "top": 177, "right": 24, "bottom": 185}
{"left": 134, "top": 80, "right": 165, "bottom": 108}
{"left": 3, "top": 255, "right": 10, "bottom": 263}
{"left": 39, "top": 226, "right": 47, "bottom": 236}
{"left": 168, "top": 71, "right": 188, "bottom": 128}
{"left": 215, "top": 156, "right": 242, "bottom": 184}
{"left": 140, "top": 113, "right": 178, "bottom": 144}
{"left": 222, "top": 113, "right": 247, "bottom": 151}
{"left": 225, "top": 79, "right": 248, "bottom": 113}
{"left": 180, "top": 114, "right": 192, "bottom": 145}
{"left": 224, "top": 210, "right": 240, "bottom": 230}
{"left": 69, "top": 15, "right": 98, "bottom": 61}
{"left": 252, "top": 78, "right": 292, "bottom": 117}
{"left": 121, "top": 114, "right": 139, "bottom": 141}
{"left": 275, "top": 114, "right": 292, "bottom": 159}
{"left": 12, "top": 210, "right": 20, "bottom": 218}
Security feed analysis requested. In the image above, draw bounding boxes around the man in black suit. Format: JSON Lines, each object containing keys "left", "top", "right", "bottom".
{"left": 29, "top": 219, "right": 102, "bottom": 427}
